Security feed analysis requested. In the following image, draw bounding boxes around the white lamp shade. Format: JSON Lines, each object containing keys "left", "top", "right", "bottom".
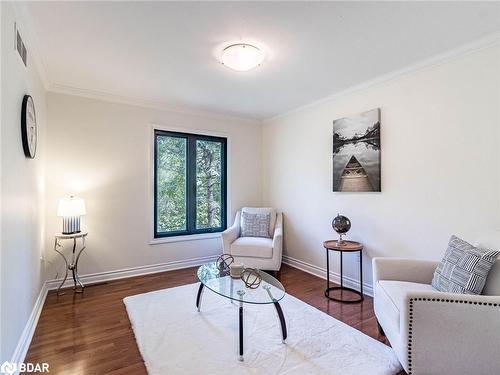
{"left": 57, "top": 196, "right": 86, "bottom": 217}
{"left": 221, "top": 43, "right": 264, "bottom": 72}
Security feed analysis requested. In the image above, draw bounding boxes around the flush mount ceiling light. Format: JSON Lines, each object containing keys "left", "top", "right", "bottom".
{"left": 220, "top": 43, "right": 265, "bottom": 72}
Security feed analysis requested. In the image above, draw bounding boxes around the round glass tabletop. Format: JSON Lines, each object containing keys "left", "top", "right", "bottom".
{"left": 197, "top": 262, "right": 285, "bottom": 305}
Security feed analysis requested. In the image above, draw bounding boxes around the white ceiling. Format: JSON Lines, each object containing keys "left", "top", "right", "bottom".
{"left": 22, "top": 1, "right": 500, "bottom": 120}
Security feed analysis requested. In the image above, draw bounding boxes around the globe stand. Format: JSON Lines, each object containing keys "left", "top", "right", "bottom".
{"left": 332, "top": 214, "right": 351, "bottom": 247}
{"left": 336, "top": 233, "right": 345, "bottom": 246}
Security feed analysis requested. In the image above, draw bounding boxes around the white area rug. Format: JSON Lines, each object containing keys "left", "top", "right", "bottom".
{"left": 124, "top": 283, "right": 402, "bottom": 375}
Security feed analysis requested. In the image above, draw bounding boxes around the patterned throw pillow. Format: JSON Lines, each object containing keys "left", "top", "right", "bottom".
{"left": 431, "top": 235, "right": 500, "bottom": 295}
{"left": 240, "top": 212, "right": 271, "bottom": 238}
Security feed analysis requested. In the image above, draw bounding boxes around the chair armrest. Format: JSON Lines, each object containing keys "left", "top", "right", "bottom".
{"left": 372, "top": 257, "right": 439, "bottom": 284}
{"left": 272, "top": 226, "right": 282, "bottom": 250}
{"left": 404, "top": 290, "right": 500, "bottom": 375}
{"left": 221, "top": 211, "right": 240, "bottom": 253}
{"left": 272, "top": 213, "right": 283, "bottom": 249}
{"left": 271, "top": 213, "right": 283, "bottom": 270}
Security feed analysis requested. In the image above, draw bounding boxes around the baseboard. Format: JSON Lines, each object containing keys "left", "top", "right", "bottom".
{"left": 10, "top": 254, "right": 219, "bottom": 370}
{"left": 9, "top": 283, "right": 48, "bottom": 368}
{"left": 45, "top": 254, "right": 219, "bottom": 290}
{"left": 282, "top": 255, "right": 373, "bottom": 297}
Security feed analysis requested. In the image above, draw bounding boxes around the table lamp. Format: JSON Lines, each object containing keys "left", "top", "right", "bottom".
{"left": 57, "top": 196, "right": 86, "bottom": 234}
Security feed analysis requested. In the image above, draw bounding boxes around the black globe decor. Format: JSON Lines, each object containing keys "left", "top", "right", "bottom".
{"left": 332, "top": 214, "right": 351, "bottom": 245}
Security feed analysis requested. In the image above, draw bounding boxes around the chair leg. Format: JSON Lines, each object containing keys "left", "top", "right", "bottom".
{"left": 376, "top": 319, "right": 385, "bottom": 336}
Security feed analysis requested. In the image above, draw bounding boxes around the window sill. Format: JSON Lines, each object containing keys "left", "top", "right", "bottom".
{"left": 149, "top": 232, "right": 222, "bottom": 245}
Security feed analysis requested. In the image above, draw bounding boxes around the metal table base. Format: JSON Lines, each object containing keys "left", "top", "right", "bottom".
{"left": 325, "top": 245, "right": 364, "bottom": 303}
{"left": 196, "top": 282, "right": 287, "bottom": 361}
{"left": 54, "top": 232, "right": 87, "bottom": 296}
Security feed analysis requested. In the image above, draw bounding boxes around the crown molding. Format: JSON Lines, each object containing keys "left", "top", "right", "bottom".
{"left": 10, "top": 1, "right": 499, "bottom": 125}
{"left": 48, "top": 83, "right": 261, "bottom": 124}
{"left": 12, "top": 2, "right": 258, "bottom": 124}
{"left": 263, "top": 32, "right": 500, "bottom": 124}
{"left": 11, "top": 2, "right": 51, "bottom": 90}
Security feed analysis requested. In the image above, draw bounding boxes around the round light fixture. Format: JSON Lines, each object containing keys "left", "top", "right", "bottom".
{"left": 220, "top": 43, "right": 264, "bottom": 72}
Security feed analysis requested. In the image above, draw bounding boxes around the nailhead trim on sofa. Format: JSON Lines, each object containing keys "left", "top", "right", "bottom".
{"left": 407, "top": 298, "right": 500, "bottom": 375}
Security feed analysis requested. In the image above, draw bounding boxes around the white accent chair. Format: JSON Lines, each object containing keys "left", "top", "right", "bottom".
{"left": 221, "top": 207, "right": 283, "bottom": 271}
{"left": 373, "top": 231, "right": 500, "bottom": 375}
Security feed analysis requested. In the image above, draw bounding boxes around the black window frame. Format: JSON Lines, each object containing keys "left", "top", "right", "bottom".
{"left": 154, "top": 129, "right": 227, "bottom": 238}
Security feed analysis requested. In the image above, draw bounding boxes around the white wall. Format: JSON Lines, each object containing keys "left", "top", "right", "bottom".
{"left": 0, "top": 3, "right": 47, "bottom": 362}
{"left": 262, "top": 45, "right": 500, "bottom": 291}
{"left": 44, "top": 93, "right": 262, "bottom": 279}
{"left": 2, "top": 9, "right": 498, "bottom": 361}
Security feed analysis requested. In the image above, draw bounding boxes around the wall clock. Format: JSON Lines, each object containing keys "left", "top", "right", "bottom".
{"left": 21, "top": 94, "right": 37, "bottom": 159}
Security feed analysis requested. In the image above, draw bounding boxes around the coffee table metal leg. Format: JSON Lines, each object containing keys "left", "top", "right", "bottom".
{"left": 273, "top": 301, "right": 287, "bottom": 342}
{"left": 196, "top": 283, "right": 204, "bottom": 312}
{"left": 237, "top": 290, "right": 245, "bottom": 361}
{"left": 239, "top": 300, "right": 243, "bottom": 361}
{"left": 230, "top": 277, "right": 234, "bottom": 304}
{"left": 263, "top": 284, "right": 288, "bottom": 343}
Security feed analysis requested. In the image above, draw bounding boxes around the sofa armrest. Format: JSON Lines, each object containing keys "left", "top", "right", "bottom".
{"left": 372, "top": 257, "right": 439, "bottom": 285}
{"left": 221, "top": 211, "right": 240, "bottom": 253}
{"left": 404, "top": 290, "right": 500, "bottom": 375}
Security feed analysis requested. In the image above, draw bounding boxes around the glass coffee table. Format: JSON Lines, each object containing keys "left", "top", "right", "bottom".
{"left": 196, "top": 262, "right": 287, "bottom": 361}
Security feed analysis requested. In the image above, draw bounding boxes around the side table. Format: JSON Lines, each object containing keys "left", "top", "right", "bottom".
{"left": 323, "top": 240, "right": 364, "bottom": 303}
{"left": 53, "top": 232, "right": 88, "bottom": 296}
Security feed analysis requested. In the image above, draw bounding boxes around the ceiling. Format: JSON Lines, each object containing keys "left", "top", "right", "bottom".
{"left": 22, "top": 1, "right": 500, "bottom": 120}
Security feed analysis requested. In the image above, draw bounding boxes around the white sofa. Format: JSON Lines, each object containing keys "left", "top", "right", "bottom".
{"left": 373, "top": 231, "right": 500, "bottom": 375}
{"left": 221, "top": 207, "right": 283, "bottom": 271}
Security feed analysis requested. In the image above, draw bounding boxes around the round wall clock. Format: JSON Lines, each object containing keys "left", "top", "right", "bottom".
{"left": 21, "top": 94, "right": 37, "bottom": 159}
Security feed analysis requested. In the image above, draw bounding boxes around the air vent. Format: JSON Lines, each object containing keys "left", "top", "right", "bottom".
{"left": 14, "top": 23, "right": 27, "bottom": 67}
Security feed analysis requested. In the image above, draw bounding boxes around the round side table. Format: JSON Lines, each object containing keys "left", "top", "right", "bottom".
{"left": 53, "top": 232, "right": 88, "bottom": 296}
{"left": 323, "top": 240, "right": 364, "bottom": 303}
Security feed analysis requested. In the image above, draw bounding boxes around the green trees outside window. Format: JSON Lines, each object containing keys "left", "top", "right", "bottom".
{"left": 154, "top": 130, "right": 227, "bottom": 238}
{"left": 196, "top": 140, "right": 223, "bottom": 229}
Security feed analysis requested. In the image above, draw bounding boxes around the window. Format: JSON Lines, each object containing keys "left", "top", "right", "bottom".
{"left": 154, "top": 129, "right": 227, "bottom": 238}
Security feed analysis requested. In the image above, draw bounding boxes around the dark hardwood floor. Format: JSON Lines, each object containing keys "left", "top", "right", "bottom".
{"left": 25, "top": 264, "right": 403, "bottom": 374}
